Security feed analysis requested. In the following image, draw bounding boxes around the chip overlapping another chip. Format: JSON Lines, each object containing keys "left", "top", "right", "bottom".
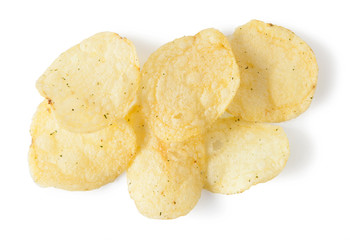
{"left": 28, "top": 21, "right": 317, "bottom": 219}
{"left": 140, "top": 28, "right": 240, "bottom": 142}
{"left": 204, "top": 118, "right": 289, "bottom": 194}
{"left": 36, "top": 32, "right": 140, "bottom": 133}
{"left": 127, "top": 121, "right": 206, "bottom": 219}
{"left": 28, "top": 102, "right": 137, "bottom": 191}
{"left": 227, "top": 20, "right": 318, "bottom": 122}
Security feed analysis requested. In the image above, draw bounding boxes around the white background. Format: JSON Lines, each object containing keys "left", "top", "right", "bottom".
{"left": 0, "top": 0, "right": 349, "bottom": 239}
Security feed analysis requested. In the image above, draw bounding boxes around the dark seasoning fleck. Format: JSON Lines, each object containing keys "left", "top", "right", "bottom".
{"left": 50, "top": 130, "right": 57, "bottom": 136}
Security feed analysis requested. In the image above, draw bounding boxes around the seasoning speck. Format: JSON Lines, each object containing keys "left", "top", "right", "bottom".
{"left": 50, "top": 130, "right": 57, "bottom": 136}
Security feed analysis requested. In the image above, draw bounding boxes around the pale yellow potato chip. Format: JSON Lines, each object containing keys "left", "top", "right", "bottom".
{"left": 127, "top": 134, "right": 205, "bottom": 219}
{"left": 140, "top": 28, "right": 240, "bottom": 142}
{"left": 227, "top": 20, "right": 318, "bottom": 122}
{"left": 36, "top": 32, "right": 140, "bottom": 133}
{"left": 204, "top": 118, "right": 289, "bottom": 194}
{"left": 28, "top": 101, "right": 136, "bottom": 191}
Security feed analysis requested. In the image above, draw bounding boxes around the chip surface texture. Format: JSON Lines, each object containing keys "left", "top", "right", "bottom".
{"left": 204, "top": 118, "right": 289, "bottom": 194}
{"left": 127, "top": 133, "right": 205, "bottom": 219}
{"left": 140, "top": 28, "right": 240, "bottom": 142}
{"left": 28, "top": 102, "right": 137, "bottom": 191}
{"left": 36, "top": 32, "right": 140, "bottom": 133}
{"left": 227, "top": 20, "right": 318, "bottom": 122}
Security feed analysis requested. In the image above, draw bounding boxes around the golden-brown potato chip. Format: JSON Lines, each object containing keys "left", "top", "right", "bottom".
{"left": 204, "top": 118, "right": 289, "bottom": 194}
{"left": 227, "top": 20, "right": 318, "bottom": 122}
{"left": 36, "top": 32, "right": 140, "bottom": 133}
{"left": 140, "top": 28, "right": 240, "bottom": 142}
{"left": 28, "top": 101, "right": 136, "bottom": 191}
{"left": 127, "top": 134, "right": 205, "bottom": 219}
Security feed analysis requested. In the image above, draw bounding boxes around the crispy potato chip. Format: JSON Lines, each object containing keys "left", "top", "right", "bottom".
{"left": 140, "top": 28, "right": 240, "bottom": 142}
{"left": 204, "top": 118, "right": 289, "bottom": 194}
{"left": 127, "top": 134, "right": 205, "bottom": 219}
{"left": 28, "top": 101, "right": 136, "bottom": 191}
{"left": 36, "top": 32, "right": 140, "bottom": 133}
{"left": 227, "top": 20, "right": 318, "bottom": 122}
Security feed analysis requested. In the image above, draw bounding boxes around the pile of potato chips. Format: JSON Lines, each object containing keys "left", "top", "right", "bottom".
{"left": 29, "top": 20, "right": 318, "bottom": 219}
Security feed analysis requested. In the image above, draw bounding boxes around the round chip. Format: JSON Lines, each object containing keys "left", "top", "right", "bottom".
{"left": 127, "top": 134, "right": 205, "bottom": 219}
{"left": 204, "top": 118, "right": 289, "bottom": 194}
{"left": 227, "top": 20, "right": 318, "bottom": 122}
{"left": 28, "top": 101, "right": 137, "bottom": 191}
{"left": 140, "top": 28, "right": 240, "bottom": 142}
{"left": 36, "top": 32, "right": 140, "bottom": 133}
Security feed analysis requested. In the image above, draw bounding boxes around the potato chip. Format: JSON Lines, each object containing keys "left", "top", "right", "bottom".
{"left": 36, "top": 32, "right": 140, "bottom": 133}
{"left": 28, "top": 101, "right": 137, "bottom": 191}
{"left": 127, "top": 134, "right": 205, "bottom": 219}
{"left": 140, "top": 28, "right": 240, "bottom": 142}
{"left": 227, "top": 20, "right": 318, "bottom": 122}
{"left": 204, "top": 118, "right": 289, "bottom": 194}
